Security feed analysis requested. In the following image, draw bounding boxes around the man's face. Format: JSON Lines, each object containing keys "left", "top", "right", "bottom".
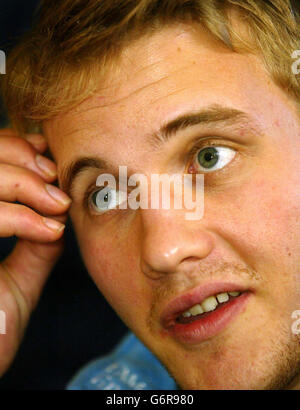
{"left": 45, "top": 23, "right": 300, "bottom": 389}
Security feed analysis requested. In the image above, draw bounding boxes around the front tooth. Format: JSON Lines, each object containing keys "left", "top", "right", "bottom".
{"left": 189, "top": 304, "right": 204, "bottom": 316}
{"left": 216, "top": 292, "right": 229, "bottom": 303}
{"left": 228, "top": 291, "right": 240, "bottom": 297}
{"left": 201, "top": 296, "right": 218, "bottom": 312}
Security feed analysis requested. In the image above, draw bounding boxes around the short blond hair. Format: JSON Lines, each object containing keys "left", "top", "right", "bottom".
{"left": 1, "top": 0, "right": 300, "bottom": 133}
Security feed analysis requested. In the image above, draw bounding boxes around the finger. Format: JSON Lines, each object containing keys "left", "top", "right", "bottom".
{"left": 0, "top": 201, "right": 66, "bottom": 242}
{"left": 0, "top": 134, "right": 57, "bottom": 182}
{"left": 23, "top": 133, "right": 48, "bottom": 154}
{"left": 0, "top": 129, "right": 48, "bottom": 153}
{"left": 0, "top": 163, "right": 71, "bottom": 215}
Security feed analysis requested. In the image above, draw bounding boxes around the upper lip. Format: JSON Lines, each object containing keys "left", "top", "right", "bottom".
{"left": 160, "top": 281, "right": 249, "bottom": 328}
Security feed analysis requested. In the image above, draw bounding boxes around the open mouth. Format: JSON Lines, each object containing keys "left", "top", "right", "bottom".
{"left": 161, "top": 283, "right": 251, "bottom": 344}
{"left": 176, "top": 291, "right": 242, "bottom": 324}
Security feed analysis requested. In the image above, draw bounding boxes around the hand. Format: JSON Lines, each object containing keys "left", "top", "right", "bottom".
{"left": 0, "top": 128, "right": 71, "bottom": 376}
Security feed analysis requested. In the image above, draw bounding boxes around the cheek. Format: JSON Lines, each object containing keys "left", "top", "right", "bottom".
{"left": 206, "top": 171, "right": 300, "bottom": 336}
{"left": 75, "top": 228, "right": 150, "bottom": 325}
{"left": 216, "top": 165, "right": 300, "bottom": 253}
{"left": 79, "top": 233, "right": 133, "bottom": 289}
{"left": 214, "top": 170, "right": 300, "bottom": 307}
{"left": 245, "top": 177, "right": 299, "bottom": 257}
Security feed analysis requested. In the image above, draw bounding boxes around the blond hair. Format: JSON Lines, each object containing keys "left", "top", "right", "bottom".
{"left": 1, "top": 0, "right": 300, "bottom": 133}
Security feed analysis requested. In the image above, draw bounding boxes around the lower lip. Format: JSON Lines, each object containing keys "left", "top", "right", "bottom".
{"left": 165, "top": 292, "right": 251, "bottom": 345}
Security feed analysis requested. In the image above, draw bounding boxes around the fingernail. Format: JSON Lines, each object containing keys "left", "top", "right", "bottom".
{"left": 45, "top": 184, "right": 72, "bottom": 206}
{"left": 36, "top": 154, "right": 57, "bottom": 177}
{"left": 42, "top": 217, "right": 65, "bottom": 232}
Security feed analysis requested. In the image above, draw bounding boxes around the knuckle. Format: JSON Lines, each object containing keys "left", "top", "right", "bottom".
{"left": 15, "top": 203, "right": 33, "bottom": 220}
{"left": 1, "top": 135, "right": 35, "bottom": 157}
{"left": 21, "top": 167, "right": 42, "bottom": 185}
{"left": 15, "top": 205, "right": 46, "bottom": 235}
{"left": 14, "top": 138, "right": 36, "bottom": 160}
{"left": 0, "top": 163, "right": 40, "bottom": 185}
{"left": 13, "top": 204, "right": 39, "bottom": 228}
{"left": 0, "top": 202, "right": 47, "bottom": 238}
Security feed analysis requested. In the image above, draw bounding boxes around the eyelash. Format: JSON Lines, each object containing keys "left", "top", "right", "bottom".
{"left": 83, "top": 138, "right": 237, "bottom": 212}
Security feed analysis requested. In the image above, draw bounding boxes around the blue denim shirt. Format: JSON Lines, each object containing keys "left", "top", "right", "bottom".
{"left": 67, "top": 332, "right": 177, "bottom": 390}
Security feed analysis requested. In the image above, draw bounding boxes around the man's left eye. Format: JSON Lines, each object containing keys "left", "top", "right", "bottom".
{"left": 195, "top": 146, "right": 236, "bottom": 172}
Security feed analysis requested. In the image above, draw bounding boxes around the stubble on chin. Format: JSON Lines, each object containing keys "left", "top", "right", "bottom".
{"left": 166, "top": 332, "right": 300, "bottom": 390}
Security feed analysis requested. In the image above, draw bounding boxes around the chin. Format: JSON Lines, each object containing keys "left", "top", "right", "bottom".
{"left": 170, "top": 357, "right": 300, "bottom": 390}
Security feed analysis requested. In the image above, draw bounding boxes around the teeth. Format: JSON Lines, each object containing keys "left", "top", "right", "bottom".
{"left": 182, "top": 311, "right": 192, "bottom": 318}
{"left": 201, "top": 296, "right": 218, "bottom": 312}
{"left": 189, "top": 304, "right": 204, "bottom": 316}
{"left": 180, "top": 291, "right": 241, "bottom": 319}
{"left": 216, "top": 292, "right": 229, "bottom": 303}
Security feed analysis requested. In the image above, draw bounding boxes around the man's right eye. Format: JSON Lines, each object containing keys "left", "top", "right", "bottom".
{"left": 90, "top": 187, "right": 126, "bottom": 213}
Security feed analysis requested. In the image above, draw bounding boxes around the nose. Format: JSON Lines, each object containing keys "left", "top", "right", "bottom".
{"left": 140, "top": 208, "right": 214, "bottom": 278}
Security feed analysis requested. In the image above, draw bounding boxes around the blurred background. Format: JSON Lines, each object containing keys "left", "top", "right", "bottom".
{"left": 0, "top": 0, "right": 128, "bottom": 390}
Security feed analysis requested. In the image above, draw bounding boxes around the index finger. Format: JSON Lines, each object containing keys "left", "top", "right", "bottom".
{"left": 0, "top": 129, "right": 48, "bottom": 154}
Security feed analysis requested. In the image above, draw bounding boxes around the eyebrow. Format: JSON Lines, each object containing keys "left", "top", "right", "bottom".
{"left": 60, "top": 105, "right": 254, "bottom": 198}
{"left": 153, "top": 105, "right": 250, "bottom": 145}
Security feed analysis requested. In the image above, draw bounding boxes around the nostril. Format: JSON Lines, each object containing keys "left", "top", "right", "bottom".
{"left": 140, "top": 261, "right": 171, "bottom": 280}
{"left": 181, "top": 256, "right": 201, "bottom": 264}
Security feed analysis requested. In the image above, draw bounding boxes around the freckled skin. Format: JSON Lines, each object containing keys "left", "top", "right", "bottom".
{"left": 45, "top": 23, "right": 300, "bottom": 389}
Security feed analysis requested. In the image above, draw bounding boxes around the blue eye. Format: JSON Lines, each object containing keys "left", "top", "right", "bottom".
{"left": 196, "top": 146, "right": 236, "bottom": 172}
{"left": 90, "top": 187, "right": 126, "bottom": 213}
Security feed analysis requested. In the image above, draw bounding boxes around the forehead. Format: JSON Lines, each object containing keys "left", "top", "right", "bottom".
{"left": 44, "top": 23, "right": 291, "bottom": 167}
